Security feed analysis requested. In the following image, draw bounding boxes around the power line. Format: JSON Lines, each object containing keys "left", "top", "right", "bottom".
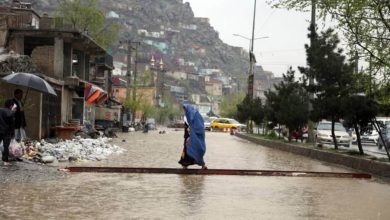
{"left": 259, "top": 48, "right": 305, "bottom": 53}
{"left": 258, "top": 9, "right": 276, "bottom": 30}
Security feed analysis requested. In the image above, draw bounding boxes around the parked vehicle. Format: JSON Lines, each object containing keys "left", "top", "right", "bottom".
{"left": 378, "top": 128, "right": 390, "bottom": 150}
{"left": 290, "top": 126, "right": 308, "bottom": 142}
{"left": 358, "top": 123, "right": 379, "bottom": 145}
{"left": 167, "top": 120, "right": 185, "bottom": 128}
{"left": 210, "top": 118, "right": 246, "bottom": 131}
{"left": 203, "top": 116, "right": 212, "bottom": 131}
{"left": 315, "top": 121, "right": 351, "bottom": 147}
{"left": 147, "top": 118, "right": 157, "bottom": 130}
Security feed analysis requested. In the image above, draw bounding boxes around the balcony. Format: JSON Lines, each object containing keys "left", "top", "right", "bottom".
{"left": 95, "top": 54, "right": 114, "bottom": 70}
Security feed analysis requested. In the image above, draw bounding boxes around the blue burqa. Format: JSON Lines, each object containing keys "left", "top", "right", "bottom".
{"left": 183, "top": 104, "right": 206, "bottom": 166}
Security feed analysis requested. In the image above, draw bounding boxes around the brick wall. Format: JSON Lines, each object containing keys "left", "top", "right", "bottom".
{"left": 31, "top": 46, "right": 55, "bottom": 78}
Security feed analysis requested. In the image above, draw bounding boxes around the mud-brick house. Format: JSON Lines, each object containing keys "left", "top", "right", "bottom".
{"left": 0, "top": 4, "right": 114, "bottom": 139}
{"left": 205, "top": 79, "right": 223, "bottom": 97}
{"left": 111, "top": 76, "right": 128, "bottom": 102}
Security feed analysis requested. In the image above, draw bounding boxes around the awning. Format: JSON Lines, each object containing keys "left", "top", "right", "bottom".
{"left": 84, "top": 83, "right": 107, "bottom": 105}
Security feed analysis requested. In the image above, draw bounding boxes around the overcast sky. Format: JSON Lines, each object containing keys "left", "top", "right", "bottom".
{"left": 185, "top": 0, "right": 314, "bottom": 77}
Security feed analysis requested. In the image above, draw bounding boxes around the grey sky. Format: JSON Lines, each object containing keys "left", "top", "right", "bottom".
{"left": 185, "top": 0, "right": 313, "bottom": 77}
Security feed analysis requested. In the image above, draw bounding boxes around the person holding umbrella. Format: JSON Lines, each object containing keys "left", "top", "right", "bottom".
{"left": 2, "top": 72, "right": 57, "bottom": 141}
{"left": 9, "top": 89, "right": 27, "bottom": 141}
{"left": 0, "top": 100, "right": 16, "bottom": 166}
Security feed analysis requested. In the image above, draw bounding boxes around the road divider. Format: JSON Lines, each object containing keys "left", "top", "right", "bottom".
{"left": 62, "top": 167, "right": 371, "bottom": 178}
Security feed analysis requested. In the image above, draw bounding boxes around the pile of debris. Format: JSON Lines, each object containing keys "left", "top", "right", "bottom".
{"left": 23, "top": 137, "right": 124, "bottom": 163}
{"left": 0, "top": 48, "right": 38, "bottom": 74}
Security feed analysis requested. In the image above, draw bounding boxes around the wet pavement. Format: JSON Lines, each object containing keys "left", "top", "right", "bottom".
{"left": 1, "top": 129, "right": 390, "bottom": 219}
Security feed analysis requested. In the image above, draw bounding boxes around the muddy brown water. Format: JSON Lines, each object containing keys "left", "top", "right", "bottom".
{"left": 1, "top": 130, "right": 389, "bottom": 219}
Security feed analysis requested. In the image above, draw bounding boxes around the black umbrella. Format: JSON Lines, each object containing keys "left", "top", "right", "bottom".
{"left": 2, "top": 72, "right": 57, "bottom": 102}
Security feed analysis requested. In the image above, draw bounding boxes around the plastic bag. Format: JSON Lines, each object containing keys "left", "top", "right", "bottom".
{"left": 9, "top": 139, "right": 23, "bottom": 158}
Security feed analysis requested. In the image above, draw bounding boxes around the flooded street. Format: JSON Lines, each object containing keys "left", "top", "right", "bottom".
{"left": 1, "top": 130, "right": 390, "bottom": 219}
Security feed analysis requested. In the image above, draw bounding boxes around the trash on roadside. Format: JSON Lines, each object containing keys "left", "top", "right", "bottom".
{"left": 20, "top": 137, "right": 123, "bottom": 163}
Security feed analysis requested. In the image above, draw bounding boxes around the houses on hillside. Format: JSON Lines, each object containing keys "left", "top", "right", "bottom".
{"left": 253, "top": 66, "right": 283, "bottom": 101}
{"left": 0, "top": 2, "right": 283, "bottom": 140}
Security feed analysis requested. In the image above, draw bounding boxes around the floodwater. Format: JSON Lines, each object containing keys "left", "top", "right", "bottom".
{"left": 1, "top": 130, "right": 390, "bottom": 220}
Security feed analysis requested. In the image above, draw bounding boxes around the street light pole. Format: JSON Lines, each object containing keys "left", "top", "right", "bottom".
{"left": 233, "top": 34, "right": 269, "bottom": 52}
{"left": 127, "top": 41, "right": 140, "bottom": 123}
{"left": 150, "top": 55, "right": 165, "bottom": 107}
{"left": 248, "top": 0, "right": 257, "bottom": 100}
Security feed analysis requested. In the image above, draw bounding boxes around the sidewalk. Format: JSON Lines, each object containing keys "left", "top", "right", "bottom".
{"left": 285, "top": 138, "right": 389, "bottom": 159}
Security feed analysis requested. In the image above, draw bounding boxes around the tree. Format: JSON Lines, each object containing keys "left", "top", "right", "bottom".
{"left": 264, "top": 88, "right": 281, "bottom": 132}
{"left": 251, "top": 97, "right": 265, "bottom": 134}
{"left": 154, "top": 96, "right": 181, "bottom": 125}
{"left": 138, "top": 69, "right": 154, "bottom": 87}
{"left": 123, "top": 91, "right": 142, "bottom": 123}
{"left": 270, "top": 0, "right": 390, "bottom": 74}
{"left": 343, "top": 95, "right": 378, "bottom": 155}
{"left": 219, "top": 92, "right": 245, "bottom": 118}
{"left": 376, "top": 83, "right": 390, "bottom": 115}
{"left": 265, "top": 67, "right": 309, "bottom": 141}
{"left": 236, "top": 95, "right": 252, "bottom": 125}
{"left": 299, "top": 27, "right": 355, "bottom": 149}
{"left": 56, "top": 0, "right": 120, "bottom": 49}
{"left": 236, "top": 95, "right": 264, "bottom": 134}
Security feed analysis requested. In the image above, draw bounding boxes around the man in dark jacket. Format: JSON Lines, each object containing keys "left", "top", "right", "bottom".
{"left": 0, "top": 99, "right": 16, "bottom": 165}
{"left": 9, "top": 89, "right": 26, "bottom": 141}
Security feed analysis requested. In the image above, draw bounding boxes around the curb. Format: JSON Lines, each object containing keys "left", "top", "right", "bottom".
{"left": 235, "top": 133, "right": 390, "bottom": 178}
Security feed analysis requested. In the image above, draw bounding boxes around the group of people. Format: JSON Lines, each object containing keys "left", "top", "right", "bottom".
{"left": 0, "top": 89, "right": 27, "bottom": 166}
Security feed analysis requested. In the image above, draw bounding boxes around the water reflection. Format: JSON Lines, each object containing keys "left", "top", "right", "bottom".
{"left": 179, "top": 175, "right": 205, "bottom": 216}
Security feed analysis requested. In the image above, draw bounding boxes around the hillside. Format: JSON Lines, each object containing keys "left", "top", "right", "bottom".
{"left": 24, "top": 0, "right": 249, "bottom": 78}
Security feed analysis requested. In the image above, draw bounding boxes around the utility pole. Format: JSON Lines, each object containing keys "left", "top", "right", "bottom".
{"left": 355, "top": 51, "right": 359, "bottom": 74}
{"left": 126, "top": 41, "right": 132, "bottom": 88}
{"left": 132, "top": 42, "right": 140, "bottom": 122}
{"left": 307, "top": 0, "right": 316, "bottom": 143}
{"left": 123, "top": 40, "right": 141, "bottom": 123}
{"left": 309, "top": 0, "right": 316, "bottom": 91}
{"left": 369, "top": 55, "right": 372, "bottom": 98}
{"left": 132, "top": 43, "right": 138, "bottom": 102}
{"left": 248, "top": 0, "right": 257, "bottom": 100}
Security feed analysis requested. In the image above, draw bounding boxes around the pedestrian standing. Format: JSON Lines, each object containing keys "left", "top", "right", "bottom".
{"left": 0, "top": 100, "right": 16, "bottom": 166}
{"left": 9, "top": 89, "right": 27, "bottom": 142}
{"left": 178, "top": 104, "right": 207, "bottom": 169}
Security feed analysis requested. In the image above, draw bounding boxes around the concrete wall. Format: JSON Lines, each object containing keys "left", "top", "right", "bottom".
{"left": 136, "top": 87, "right": 156, "bottom": 106}
{"left": 61, "top": 87, "right": 73, "bottom": 124}
{"left": 112, "top": 87, "right": 127, "bottom": 102}
{"left": 54, "top": 38, "right": 64, "bottom": 78}
{"left": 236, "top": 133, "right": 390, "bottom": 178}
{"left": 31, "top": 46, "right": 55, "bottom": 77}
{"left": 0, "top": 18, "right": 7, "bottom": 47}
{"left": 8, "top": 36, "right": 24, "bottom": 54}
{"left": 63, "top": 43, "right": 72, "bottom": 77}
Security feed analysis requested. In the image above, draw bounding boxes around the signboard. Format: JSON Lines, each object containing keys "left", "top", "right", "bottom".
{"left": 95, "top": 107, "right": 120, "bottom": 121}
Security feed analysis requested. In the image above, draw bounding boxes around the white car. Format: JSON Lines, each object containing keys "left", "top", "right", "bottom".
{"left": 203, "top": 116, "right": 211, "bottom": 131}
{"left": 315, "top": 121, "right": 351, "bottom": 147}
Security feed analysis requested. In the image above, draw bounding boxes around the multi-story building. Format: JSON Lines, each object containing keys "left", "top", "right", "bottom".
{"left": 0, "top": 3, "right": 114, "bottom": 139}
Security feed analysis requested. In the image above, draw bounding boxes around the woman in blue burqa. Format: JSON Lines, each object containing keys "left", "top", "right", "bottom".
{"left": 178, "top": 104, "right": 207, "bottom": 169}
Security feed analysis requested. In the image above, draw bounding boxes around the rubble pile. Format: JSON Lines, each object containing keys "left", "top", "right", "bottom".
{"left": 24, "top": 137, "right": 124, "bottom": 163}
{"left": 0, "top": 48, "right": 38, "bottom": 74}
